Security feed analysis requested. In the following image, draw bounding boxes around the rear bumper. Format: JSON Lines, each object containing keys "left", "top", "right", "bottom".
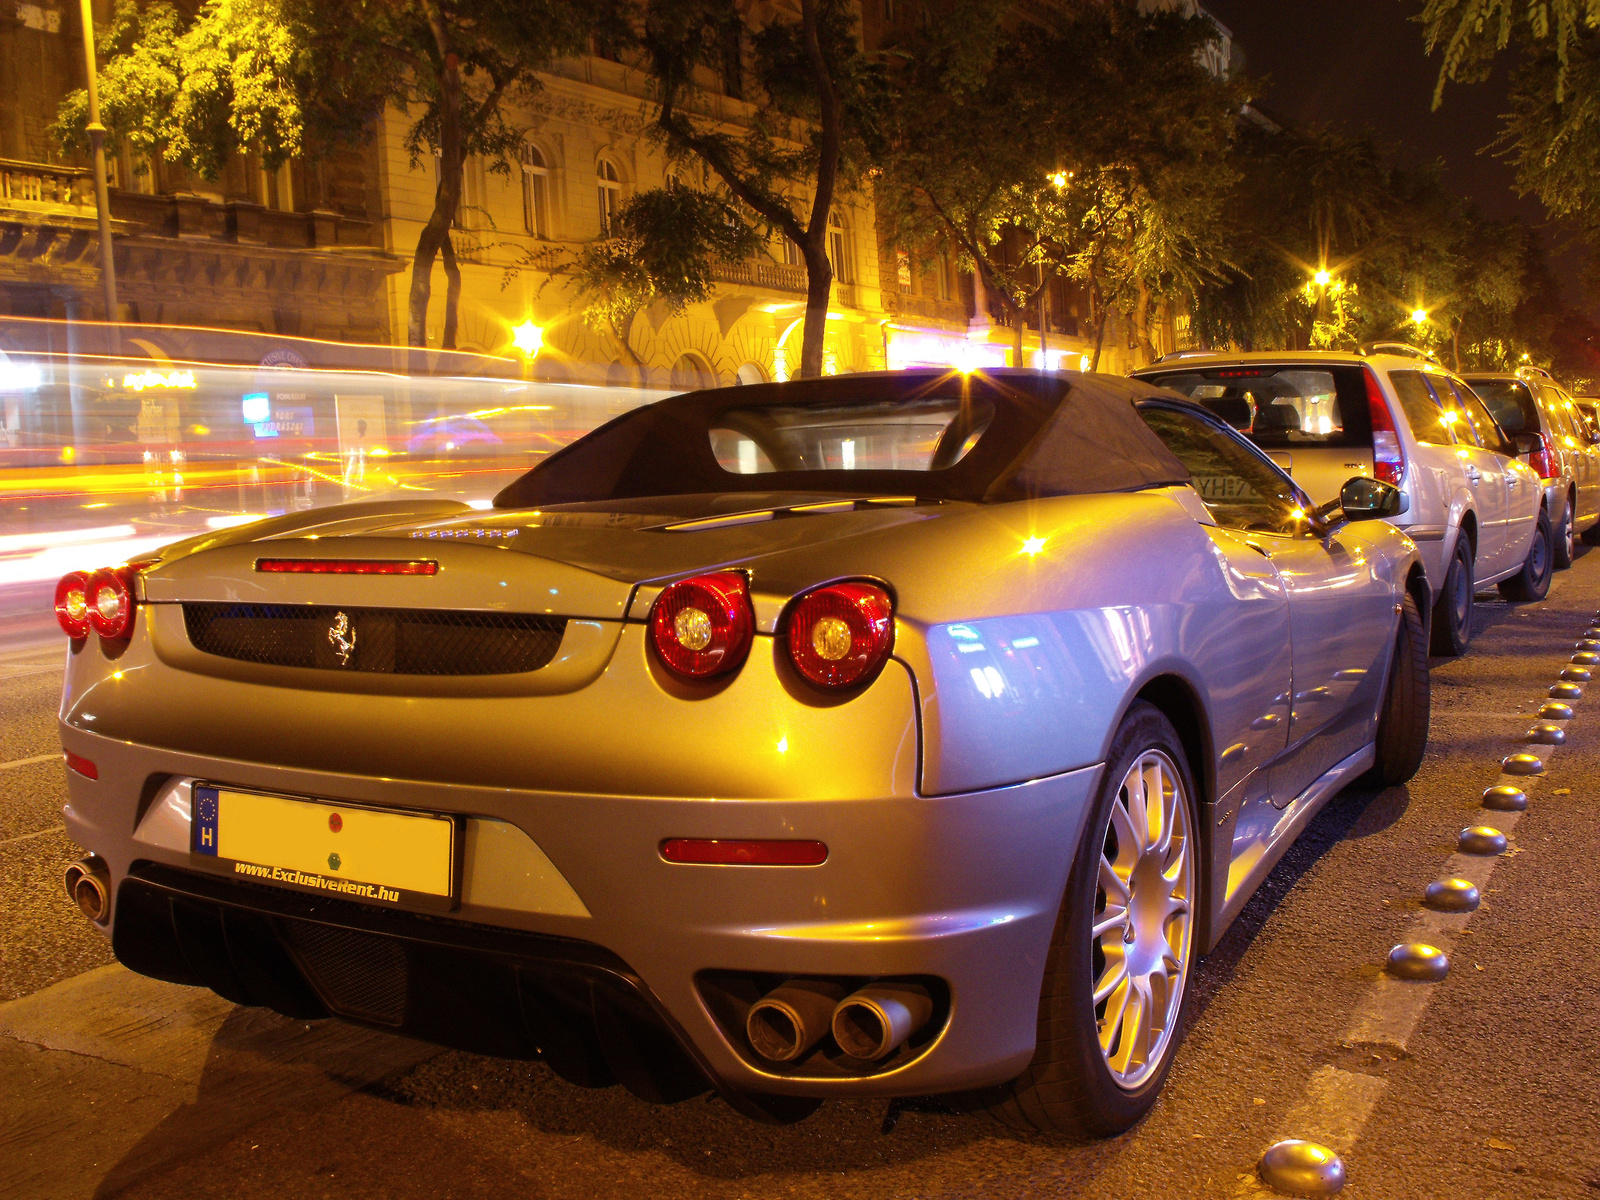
{"left": 62, "top": 725, "right": 1100, "bottom": 1100}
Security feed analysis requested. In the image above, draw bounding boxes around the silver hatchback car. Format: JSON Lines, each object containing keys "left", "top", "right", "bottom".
{"left": 1134, "top": 349, "right": 1548, "bottom": 656}
{"left": 1463, "top": 370, "right": 1600, "bottom": 568}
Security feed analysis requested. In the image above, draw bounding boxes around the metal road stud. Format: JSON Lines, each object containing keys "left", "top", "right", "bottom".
{"left": 1259, "top": 1139, "right": 1347, "bottom": 1196}
{"left": 1586, "top": 627, "right": 1600, "bottom": 638}
{"left": 1578, "top": 640, "right": 1600, "bottom": 653}
{"left": 1423, "top": 877, "right": 1481, "bottom": 912}
{"left": 1459, "top": 826, "right": 1509, "bottom": 855}
{"left": 1551, "top": 681, "right": 1585, "bottom": 698}
{"left": 1501, "top": 752, "right": 1545, "bottom": 775}
{"left": 1482, "top": 785, "right": 1529, "bottom": 811}
{"left": 1387, "top": 942, "right": 1451, "bottom": 981}
{"left": 1525, "top": 722, "right": 1567, "bottom": 745}
{"left": 1538, "top": 701, "right": 1575, "bottom": 720}
{"left": 1572, "top": 652, "right": 1599, "bottom": 666}
{"left": 1557, "top": 669, "right": 1590, "bottom": 684}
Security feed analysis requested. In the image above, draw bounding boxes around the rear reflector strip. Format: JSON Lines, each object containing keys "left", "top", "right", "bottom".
{"left": 255, "top": 559, "right": 439, "bottom": 575}
{"left": 659, "top": 838, "right": 828, "bottom": 866}
{"left": 64, "top": 752, "right": 98, "bottom": 780}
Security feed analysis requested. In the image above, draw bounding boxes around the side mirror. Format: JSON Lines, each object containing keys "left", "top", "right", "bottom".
{"left": 1339, "top": 476, "right": 1408, "bottom": 520}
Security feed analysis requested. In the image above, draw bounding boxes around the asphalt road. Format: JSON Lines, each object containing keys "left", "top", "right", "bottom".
{"left": 3, "top": 555, "right": 1599, "bottom": 1199}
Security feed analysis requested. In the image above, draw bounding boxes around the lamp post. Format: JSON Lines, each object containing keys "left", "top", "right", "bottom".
{"left": 77, "top": 0, "right": 118, "bottom": 336}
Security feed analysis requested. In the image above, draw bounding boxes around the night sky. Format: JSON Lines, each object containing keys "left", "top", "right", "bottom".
{"left": 1204, "top": 0, "right": 1582, "bottom": 299}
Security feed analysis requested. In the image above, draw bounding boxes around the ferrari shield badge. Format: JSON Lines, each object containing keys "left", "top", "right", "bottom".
{"left": 328, "top": 611, "right": 356, "bottom": 666}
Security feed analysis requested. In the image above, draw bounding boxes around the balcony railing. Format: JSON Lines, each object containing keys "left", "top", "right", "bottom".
{"left": 713, "top": 258, "right": 807, "bottom": 294}
{"left": 0, "top": 158, "right": 95, "bottom": 214}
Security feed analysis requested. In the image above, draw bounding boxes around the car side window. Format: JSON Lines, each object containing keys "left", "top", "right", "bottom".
{"left": 1425, "top": 377, "right": 1482, "bottom": 447}
{"left": 1389, "top": 371, "right": 1454, "bottom": 445}
{"left": 1540, "top": 386, "right": 1579, "bottom": 444}
{"left": 1138, "top": 406, "right": 1311, "bottom": 536}
{"left": 1446, "top": 379, "right": 1511, "bottom": 455}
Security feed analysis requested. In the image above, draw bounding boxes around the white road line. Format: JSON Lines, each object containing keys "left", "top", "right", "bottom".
{"left": 0, "top": 824, "right": 65, "bottom": 847}
{"left": 1236, "top": 733, "right": 1564, "bottom": 1196}
{"left": 0, "top": 754, "right": 59, "bottom": 771}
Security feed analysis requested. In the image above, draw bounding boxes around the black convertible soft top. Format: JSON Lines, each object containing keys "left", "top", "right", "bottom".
{"left": 493, "top": 369, "right": 1190, "bottom": 508}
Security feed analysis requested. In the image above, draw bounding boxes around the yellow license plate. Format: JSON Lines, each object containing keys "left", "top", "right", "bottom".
{"left": 191, "top": 785, "right": 455, "bottom": 908}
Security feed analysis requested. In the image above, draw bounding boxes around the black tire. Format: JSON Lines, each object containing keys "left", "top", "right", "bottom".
{"left": 1371, "top": 591, "right": 1430, "bottom": 785}
{"left": 1499, "top": 506, "right": 1553, "bottom": 602}
{"left": 1555, "top": 496, "right": 1575, "bottom": 569}
{"left": 972, "top": 702, "right": 1198, "bottom": 1137}
{"left": 1430, "top": 533, "right": 1474, "bottom": 656}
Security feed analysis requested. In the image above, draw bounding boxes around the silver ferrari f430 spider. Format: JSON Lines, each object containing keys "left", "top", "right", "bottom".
{"left": 54, "top": 369, "right": 1429, "bottom": 1134}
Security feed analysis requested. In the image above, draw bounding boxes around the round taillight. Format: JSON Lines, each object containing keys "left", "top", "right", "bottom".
{"left": 786, "top": 582, "right": 894, "bottom": 689}
{"left": 55, "top": 571, "right": 92, "bottom": 639}
{"left": 650, "top": 572, "right": 753, "bottom": 679}
{"left": 86, "top": 568, "right": 135, "bottom": 640}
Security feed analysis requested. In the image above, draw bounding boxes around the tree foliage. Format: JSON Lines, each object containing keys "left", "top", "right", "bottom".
{"left": 635, "top": 0, "right": 887, "bottom": 378}
{"left": 877, "top": 0, "right": 1245, "bottom": 368}
{"left": 57, "top": 0, "right": 613, "bottom": 349}
{"left": 568, "top": 185, "right": 763, "bottom": 374}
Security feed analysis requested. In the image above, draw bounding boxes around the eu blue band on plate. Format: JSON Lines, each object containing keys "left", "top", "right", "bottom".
{"left": 192, "top": 785, "right": 219, "bottom": 856}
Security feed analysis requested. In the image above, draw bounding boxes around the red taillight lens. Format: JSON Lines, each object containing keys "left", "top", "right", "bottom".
{"left": 55, "top": 571, "right": 92, "bottom": 639}
{"left": 660, "top": 838, "right": 828, "bottom": 865}
{"left": 786, "top": 582, "right": 895, "bottom": 689}
{"left": 1528, "top": 432, "right": 1558, "bottom": 479}
{"left": 256, "top": 559, "right": 439, "bottom": 575}
{"left": 649, "top": 572, "right": 754, "bottom": 679}
{"left": 86, "top": 567, "right": 135, "bottom": 640}
{"left": 64, "top": 751, "right": 98, "bottom": 779}
{"left": 1366, "top": 369, "right": 1405, "bottom": 486}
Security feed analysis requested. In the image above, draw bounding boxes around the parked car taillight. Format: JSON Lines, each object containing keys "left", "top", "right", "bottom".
{"left": 1366, "top": 370, "right": 1405, "bottom": 486}
{"left": 1527, "top": 431, "right": 1558, "bottom": 479}
{"left": 786, "top": 582, "right": 895, "bottom": 689}
{"left": 54, "top": 571, "right": 92, "bottom": 639}
{"left": 86, "top": 567, "right": 137, "bottom": 640}
{"left": 57, "top": 565, "right": 141, "bottom": 641}
{"left": 649, "top": 572, "right": 753, "bottom": 680}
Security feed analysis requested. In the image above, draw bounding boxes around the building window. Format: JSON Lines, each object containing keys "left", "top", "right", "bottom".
{"left": 931, "top": 249, "right": 951, "bottom": 301}
{"left": 259, "top": 160, "right": 294, "bottom": 212}
{"left": 720, "top": 24, "right": 743, "bottom": 99}
{"left": 780, "top": 235, "right": 802, "bottom": 267}
{"left": 597, "top": 159, "right": 621, "bottom": 235}
{"left": 895, "top": 248, "right": 911, "bottom": 294}
{"left": 520, "top": 143, "right": 550, "bottom": 238}
{"left": 827, "top": 214, "right": 854, "bottom": 284}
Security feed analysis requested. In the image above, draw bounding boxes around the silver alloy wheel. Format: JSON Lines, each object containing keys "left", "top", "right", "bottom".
{"left": 1091, "top": 748, "right": 1194, "bottom": 1090}
{"left": 1564, "top": 506, "right": 1576, "bottom": 563}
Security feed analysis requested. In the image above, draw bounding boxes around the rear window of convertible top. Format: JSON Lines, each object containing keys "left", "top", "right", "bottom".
{"left": 492, "top": 371, "right": 1192, "bottom": 507}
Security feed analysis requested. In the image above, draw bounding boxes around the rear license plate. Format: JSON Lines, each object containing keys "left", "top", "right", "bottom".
{"left": 191, "top": 785, "right": 456, "bottom": 910}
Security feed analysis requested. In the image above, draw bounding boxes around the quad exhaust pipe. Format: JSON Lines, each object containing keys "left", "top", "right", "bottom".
{"left": 746, "top": 979, "right": 934, "bottom": 1063}
{"left": 63, "top": 857, "right": 111, "bottom": 924}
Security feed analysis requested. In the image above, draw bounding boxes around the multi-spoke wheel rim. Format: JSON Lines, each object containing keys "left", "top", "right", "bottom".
{"left": 1090, "top": 748, "right": 1194, "bottom": 1090}
{"left": 1531, "top": 523, "right": 1550, "bottom": 581}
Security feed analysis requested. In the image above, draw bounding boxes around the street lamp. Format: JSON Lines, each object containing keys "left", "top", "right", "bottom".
{"left": 1313, "top": 269, "right": 1331, "bottom": 288}
{"left": 1411, "top": 309, "right": 1428, "bottom": 326}
{"left": 511, "top": 320, "right": 544, "bottom": 357}
{"left": 77, "top": 0, "right": 118, "bottom": 331}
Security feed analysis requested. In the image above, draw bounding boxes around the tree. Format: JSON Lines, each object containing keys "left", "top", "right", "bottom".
{"left": 1422, "top": 0, "right": 1600, "bottom": 252}
{"left": 877, "top": 0, "right": 1243, "bottom": 369}
{"left": 57, "top": 0, "right": 613, "bottom": 350}
{"left": 635, "top": 0, "right": 887, "bottom": 378}
{"left": 564, "top": 185, "right": 763, "bottom": 378}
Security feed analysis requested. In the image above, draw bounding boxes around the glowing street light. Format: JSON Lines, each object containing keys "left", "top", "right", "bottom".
{"left": 1049, "top": 171, "right": 1072, "bottom": 188}
{"left": 1411, "top": 308, "right": 1428, "bottom": 325}
{"left": 1313, "top": 269, "right": 1331, "bottom": 287}
{"left": 512, "top": 321, "right": 544, "bottom": 357}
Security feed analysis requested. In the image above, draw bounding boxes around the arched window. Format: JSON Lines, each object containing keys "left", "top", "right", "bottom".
{"left": 827, "top": 214, "right": 854, "bottom": 284}
{"left": 597, "top": 158, "right": 621, "bottom": 235}
{"left": 735, "top": 362, "right": 766, "bottom": 386}
{"left": 671, "top": 353, "right": 713, "bottom": 392}
{"left": 520, "top": 143, "right": 550, "bottom": 238}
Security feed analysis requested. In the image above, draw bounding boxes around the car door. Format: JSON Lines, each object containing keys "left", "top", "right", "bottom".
{"left": 1545, "top": 385, "right": 1600, "bottom": 522}
{"left": 1432, "top": 376, "right": 1511, "bottom": 575}
{"left": 1138, "top": 404, "right": 1396, "bottom": 801}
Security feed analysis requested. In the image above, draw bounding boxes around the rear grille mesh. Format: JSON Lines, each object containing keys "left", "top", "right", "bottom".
{"left": 282, "top": 920, "right": 408, "bottom": 1025}
{"left": 183, "top": 603, "right": 566, "bottom": 675}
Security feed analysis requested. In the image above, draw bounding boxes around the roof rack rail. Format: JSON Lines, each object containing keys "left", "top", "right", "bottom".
{"left": 1356, "top": 341, "right": 1440, "bottom": 363}
{"left": 1151, "top": 349, "right": 1218, "bottom": 364}
{"left": 1516, "top": 364, "right": 1554, "bottom": 381}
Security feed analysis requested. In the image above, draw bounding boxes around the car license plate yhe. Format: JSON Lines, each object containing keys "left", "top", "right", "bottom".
{"left": 191, "top": 785, "right": 456, "bottom": 910}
